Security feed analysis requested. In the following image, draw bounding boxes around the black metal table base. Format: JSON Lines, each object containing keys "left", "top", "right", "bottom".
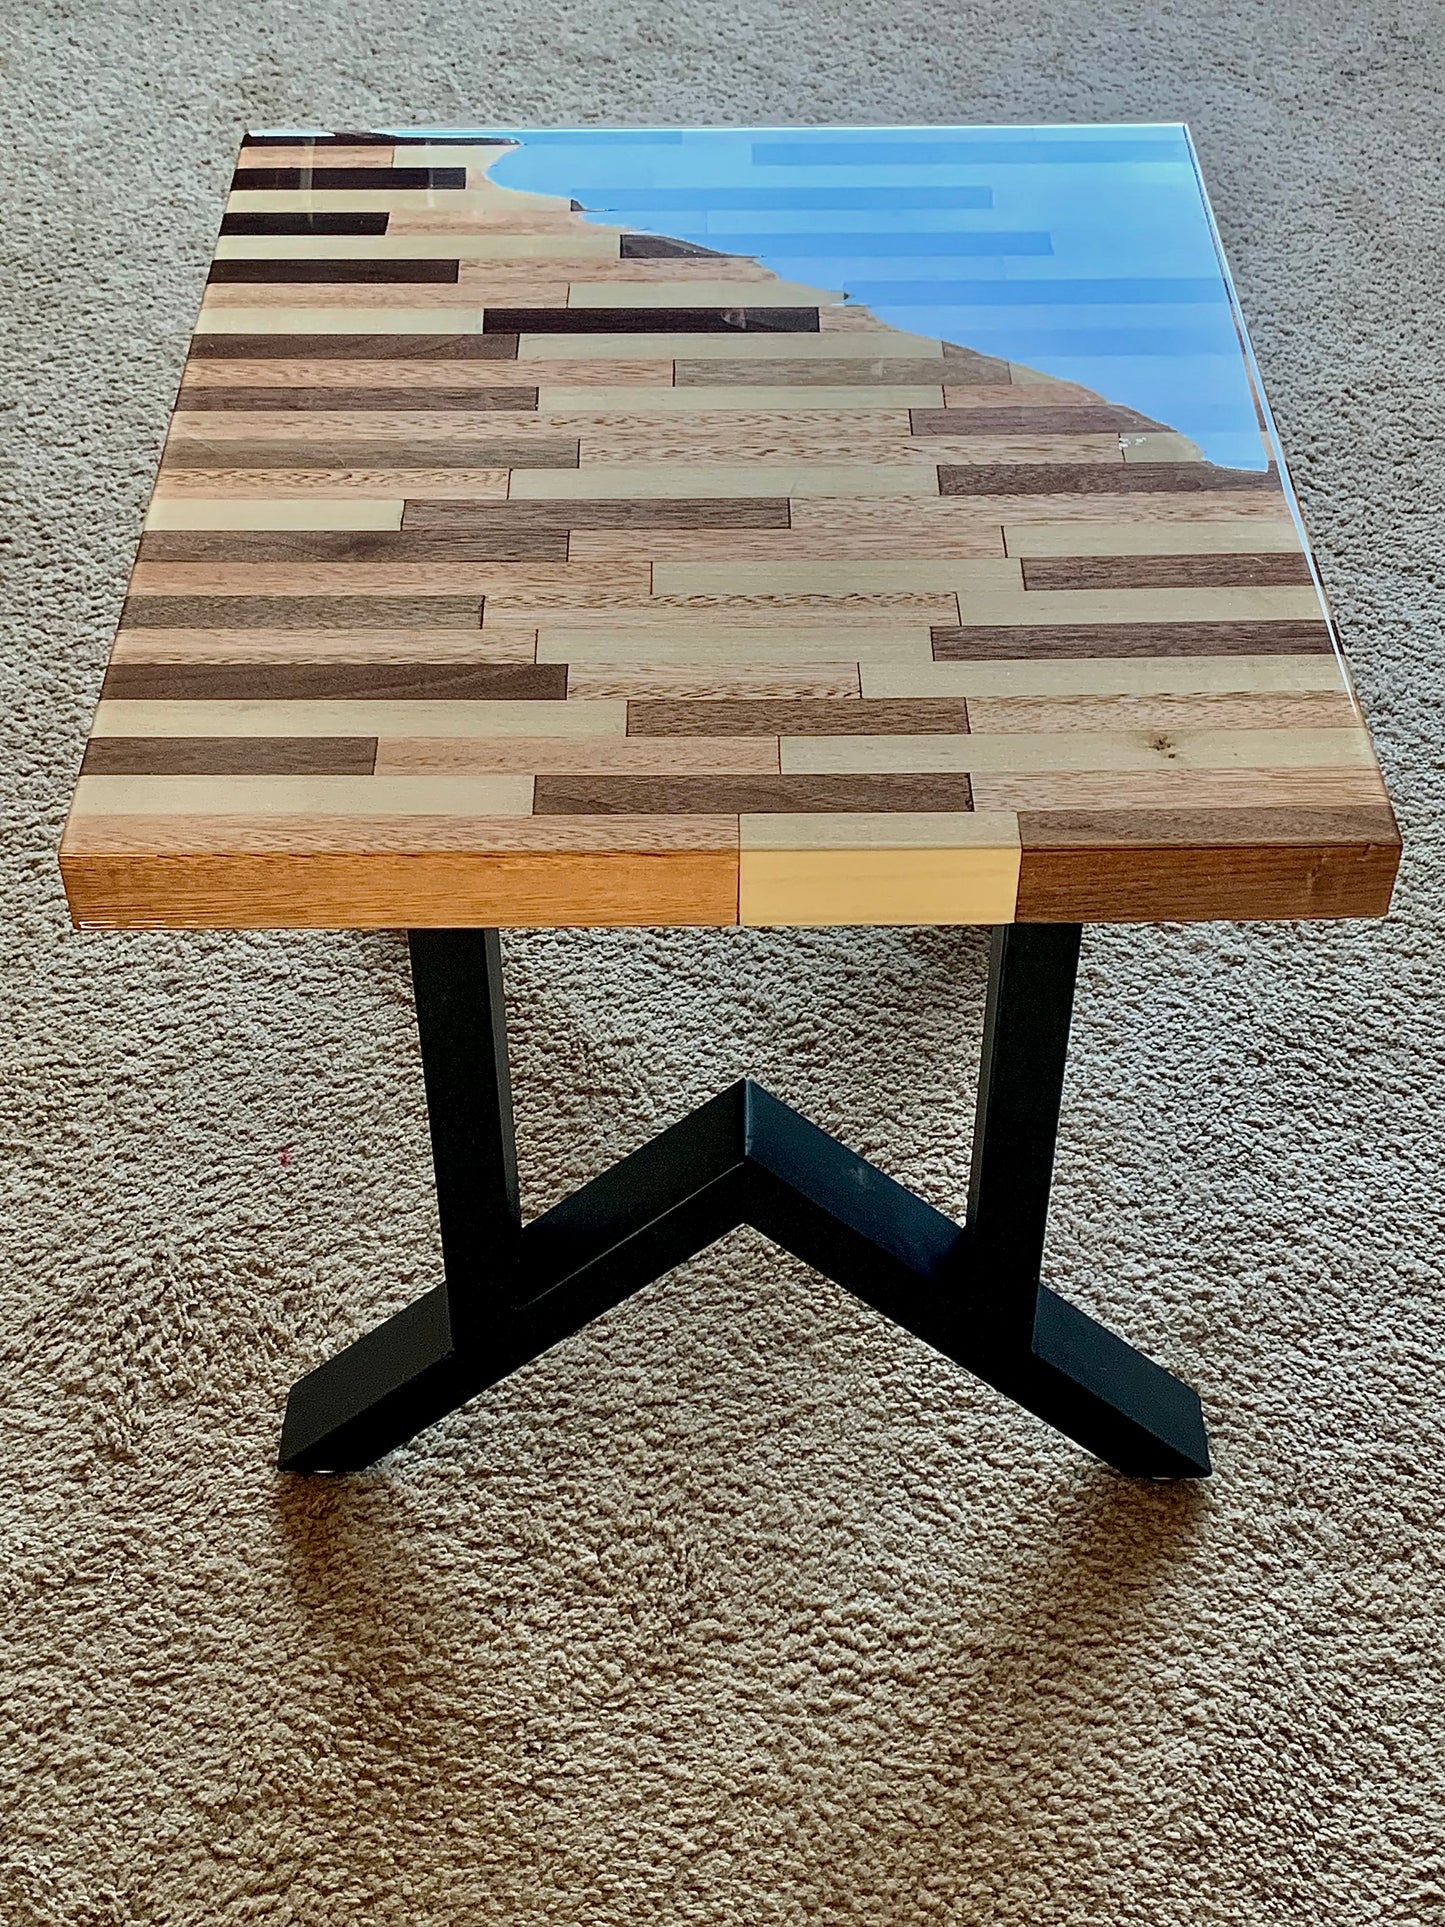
{"left": 280, "top": 927, "right": 1210, "bottom": 1480}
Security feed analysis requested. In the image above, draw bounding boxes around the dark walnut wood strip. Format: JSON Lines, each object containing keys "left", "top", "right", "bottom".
{"left": 482, "top": 307, "right": 820, "bottom": 334}
{"left": 620, "top": 233, "right": 730, "bottom": 259}
{"left": 676, "top": 357, "right": 961, "bottom": 387}
{"left": 160, "top": 439, "right": 579, "bottom": 470}
{"left": 219, "top": 212, "right": 390, "bottom": 235}
{"left": 186, "top": 333, "right": 519, "bottom": 360}
{"left": 209, "top": 258, "right": 460, "bottom": 284}
{"left": 81, "top": 736, "right": 378, "bottom": 775}
{"left": 1021, "top": 552, "right": 1314, "bottom": 590}
{"left": 173, "top": 387, "right": 539, "bottom": 412}
{"left": 230, "top": 166, "right": 467, "bottom": 190}
{"left": 118, "top": 594, "right": 486, "bottom": 631}
{"left": 535, "top": 774, "right": 975, "bottom": 814}
{"left": 913, "top": 405, "right": 1163, "bottom": 435}
{"left": 138, "top": 530, "right": 569, "bottom": 564}
{"left": 402, "top": 497, "right": 791, "bottom": 532}
{"left": 100, "top": 662, "right": 566, "bottom": 701}
{"left": 1015, "top": 807, "right": 1401, "bottom": 921}
{"left": 940, "top": 462, "right": 1282, "bottom": 496}
{"left": 931, "top": 620, "right": 1334, "bottom": 660}
{"left": 627, "top": 698, "right": 972, "bottom": 736}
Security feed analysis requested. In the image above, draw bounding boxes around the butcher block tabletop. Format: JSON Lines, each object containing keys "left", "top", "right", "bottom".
{"left": 60, "top": 123, "right": 1400, "bottom": 929}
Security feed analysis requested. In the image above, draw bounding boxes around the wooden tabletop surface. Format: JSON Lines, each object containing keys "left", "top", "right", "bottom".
{"left": 59, "top": 128, "right": 1400, "bottom": 929}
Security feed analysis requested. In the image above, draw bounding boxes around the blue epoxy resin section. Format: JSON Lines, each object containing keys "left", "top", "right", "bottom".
{"left": 468, "top": 124, "right": 1265, "bottom": 470}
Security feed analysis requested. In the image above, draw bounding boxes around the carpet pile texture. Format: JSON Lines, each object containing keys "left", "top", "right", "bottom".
{"left": 2, "top": 2, "right": 1442, "bottom": 1920}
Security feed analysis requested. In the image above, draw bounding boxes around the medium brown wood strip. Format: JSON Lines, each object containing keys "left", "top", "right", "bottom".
{"left": 59, "top": 851, "right": 742, "bottom": 930}
{"left": 1021, "top": 552, "right": 1314, "bottom": 590}
{"left": 965, "top": 690, "right": 1359, "bottom": 733}
{"left": 1015, "top": 807, "right": 1401, "bottom": 921}
{"left": 99, "top": 662, "right": 567, "bottom": 701}
{"left": 534, "top": 774, "right": 975, "bottom": 814}
{"left": 930, "top": 620, "right": 1334, "bottom": 660}
{"left": 137, "top": 531, "right": 569, "bottom": 564}
{"left": 1017, "top": 805, "right": 1400, "bottom": 847}
{"left": 173, "top": 387, "right": 539, "bottom": 412}
{"left": 402, "top": 498, "right": 792, "bottom": 531}
{"left": 80, "top": 736, "right": 378, "bottom": 775}
{"left": 186, "top": 333, "right": 520, "bottom": 359}
{"left": 912, "top": 405, "right": 1162, "bottom": 435}
{"left": 64, "top": 812, "right": 740, "bottom": 853}
{"left": 939, "top": 463, "right": 1282, "bottom": 496}
{"left": 627, "top": 699, "right": 972, "bottom": 737}
{"left": 118, "top": 595, "right": 487, "bottom": 631}
{"left": 619, "top": 233, "right": 731, "bottom": 259}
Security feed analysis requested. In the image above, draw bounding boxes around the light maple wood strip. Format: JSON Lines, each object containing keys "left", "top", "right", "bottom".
{"left": 399, "top": 147, "right": 542, "bottom": 171}
{"left": 60, "top": 850, "right": 742, "bottom": 930}
{"left": 201, "top": 282, "right": 568, "bottom": 309}
{"left": 782, "top": 727, "right": 1377, "bottom": 777}
{"left": 538, "top": 385, "right": 945, "bottom": 413}
{"left": 791, "top": 494, "right": 1293, "bottom": 537}
{"left": 567, "top": 428, "right": 1124, "bottom": 466}
{"left": 740, "top": 810, "right": 1018, "bottom": 849}
{"left": 966, "top": 690, "right": 1361, "bottom": 733}
{"left": 1121, "top": 432, "right": 1204, "bottom": 462}
{"left": 538, "top": 628, "right": 933, "bottom": 665}
{"left": 232, "top": 144, "right": 396, "bottom": 168}
{"left": 474, "top": 258, "right": 784, "bottom": 287}
{"left": 739, "top": 844, "right": 1021, "bottom": 926}
{"left": 127, "top": 561, "right": 652, "bottom": 600}
{"left": 214, "top": 231, "right": 621, "bottom": 260}
{"left": 179, "top": 358, "right": 675, "bottom": 388}
{"left": 386, "top": 212, "right": 607, "bottom": 234}
{"left": 862, "top": 656, "right": 1352, "bottom": 699}
{"left": 1004, "top": 519, "right": 1305, "bottom": 556}
{"left": 626, "top": 594, "right": 963, "bottom": 621}
{"left": 519, "top": 332, "right": 941, "bottom": 361}
{"left": 143, "top": 497, "right": 406, "bottom": 531}
{"left": 971, "top": 766, "right": 1391, "bottom": 811}
{"left": 166, "top": 409, "right": 578, "bottom": 442}
{"left": 375, "top": 736, "right": 782, "bottom": 774}
{"left": 512, "top": 464, "right": 942, "bottom": 501}
{"left": 92, "top": 700, "right": 628, "bottom": 739}
{"left": 194, "top": 306, "right": 486, "bottom": 334}
{"left": 70, "top": 773, "right": 538, "bottom": 816}
{"left": 652, "top": 560, "right": 1022, "bottom": 595}
{"left": 566, "top": 665, "right": 862, "bottom": 700}
{"left": 565, "top": 278, "right": 835, "bottom": 308}
{"left": 223, "top": 189, "right": 558, "bottom": 214}
{"left": 108, "top": 627, "right": 539, "bottom": 664}
{"left": 152, "top": 469, "right": 512, "bottom": 498}
{"left": 944, "top": 586, "right": 1326, "bottom": 626}
{"left": 566, "top": 528, "right": 1009, "bottom": 562}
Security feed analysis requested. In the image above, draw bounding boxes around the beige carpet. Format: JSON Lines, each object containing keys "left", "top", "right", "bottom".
{"left": 3, "top": 2, "right": 1443, "bottom": 1919}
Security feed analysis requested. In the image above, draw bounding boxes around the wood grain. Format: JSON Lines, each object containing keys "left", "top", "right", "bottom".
{"left": 59, "top": 127, "right": 1398, "bottom": 930}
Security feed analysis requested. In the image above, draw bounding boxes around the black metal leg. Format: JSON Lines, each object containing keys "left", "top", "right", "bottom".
{"left": 280, "top": 927, "right": 1210, "bottom": 1480}
{"left": 407, "top": 930, "right": 520, "bottom": 1353}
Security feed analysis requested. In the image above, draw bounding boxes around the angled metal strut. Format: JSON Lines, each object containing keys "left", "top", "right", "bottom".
{"left": 279, "top": 927, "right": 1209, "bottom": 1479}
